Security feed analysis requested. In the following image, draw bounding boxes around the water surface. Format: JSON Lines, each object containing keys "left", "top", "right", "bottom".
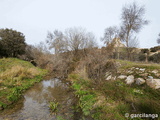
{"left": 0, "top": 78, "right": 76, "bottom": 120}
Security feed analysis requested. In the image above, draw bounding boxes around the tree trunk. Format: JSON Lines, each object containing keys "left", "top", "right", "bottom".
{"left": 126, "top": 31, "right": 130, "bottom": 60}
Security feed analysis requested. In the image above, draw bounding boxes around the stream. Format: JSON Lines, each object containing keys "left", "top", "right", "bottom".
{"left": 0, "top": 78, "right": 79, "bottom": 120}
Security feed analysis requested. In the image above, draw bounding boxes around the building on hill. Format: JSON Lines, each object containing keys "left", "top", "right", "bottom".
{"left": 106, "top": 38, "right": 142, "bottom": 60}
{"left": 103, "top": 38, "right": 126, "bottom": 59}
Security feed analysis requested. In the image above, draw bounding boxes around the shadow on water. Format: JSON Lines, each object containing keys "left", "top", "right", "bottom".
{"left": 0, "top": 78, "right": 80, "bottom": 120}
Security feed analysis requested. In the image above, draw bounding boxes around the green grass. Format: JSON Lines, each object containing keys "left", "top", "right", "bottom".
{"left": 69, "top": 74, "right": 97, "bottom": 118}
{"left": 0, "top": 58, "right": 47, "bottom": 110}
{"left": 0, "top": 58, "right": 34, "bottom": 72}
{"left": 117, "top": 59, "right": 160, "bottom": 70}
{"left": 49, "top": 100, "right": 59, "bottom": 112}
{"left": 69, "top": 60, "right": 160, "bottom": 120}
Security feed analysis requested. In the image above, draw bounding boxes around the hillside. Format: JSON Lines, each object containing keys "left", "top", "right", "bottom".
{"left": 69, "top": 60, "right": 160, "bottom": 120}
{"left": 0, "top": 58, "right": 47, "bottom": 110}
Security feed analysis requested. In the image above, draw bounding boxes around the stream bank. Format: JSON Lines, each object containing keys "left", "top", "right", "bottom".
{"left": 0, "top": 77, "right": 81, "bottom": 120}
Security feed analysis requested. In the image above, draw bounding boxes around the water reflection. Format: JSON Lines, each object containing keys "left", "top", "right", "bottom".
{"left": 0, "top": 78, "right": 75, "bottom": 120}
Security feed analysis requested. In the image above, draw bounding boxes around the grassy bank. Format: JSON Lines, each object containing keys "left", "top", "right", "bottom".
{"left": 69, "top": 60, "right": 160, "bottom": 120}
{"left": 117, "top": 60, "right": 160, "bottom": 71}
{"left": 0, "top": 58, "right": 47, "bottom": 110}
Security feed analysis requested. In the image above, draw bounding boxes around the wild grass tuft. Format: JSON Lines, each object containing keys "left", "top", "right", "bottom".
{"left": 49, "top": 100, "right": 59, "bottom": 112}
{"left": 0, "top": 65, "right": 40, "bottom": 81}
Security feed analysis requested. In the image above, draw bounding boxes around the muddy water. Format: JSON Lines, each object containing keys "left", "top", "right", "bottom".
{"left": 0, "top": 78, "right": 78, "bottom": 120}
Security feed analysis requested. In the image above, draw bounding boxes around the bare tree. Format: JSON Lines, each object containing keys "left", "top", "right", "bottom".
{"left": 101, "top": 26, "right": 119, "bottom": 46}
{"left": 65, "top": 27, "right": 97, "bottom": 55}
{"left": 128, "top": 36, "right": 139, "bottom": 48}
{"left": 46, "top": 27, "right": 96, "bottom": 56}
{"left": 120, "top": 2, "right": 148, "bottom": 60}
{"left": 101, "top": 26, "right": 122, "bottom": 59}
{"left": 157, "top": 33, "right": 160, "bottom": 44}
{"left": 46, "top": 30, "right": 68, "bottom": 54}
{"left": 36, "top": 41, "right": 50, "bottom": 53}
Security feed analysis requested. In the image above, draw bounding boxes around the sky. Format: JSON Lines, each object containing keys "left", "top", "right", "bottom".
{"left": 0, "top": 0, "right": 159, "bottom": 48}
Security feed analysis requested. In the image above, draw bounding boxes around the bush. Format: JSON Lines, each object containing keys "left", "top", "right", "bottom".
{"left": 86, "top": 57, "right": 117, "bottom": 82}
{"left": 0, "top": 28, "right": 26, "bottom": 57}
{"left": 141, "top": 48, "right": 149, "bottom": 53}
{"left": 150, "top": 46, "right": 160, "bottom": 52}
{"left": 139, "top": 54, "right": 146, "bottom": 61}
{"left": 148, "top": 53, "right": 160, "bottom": 63}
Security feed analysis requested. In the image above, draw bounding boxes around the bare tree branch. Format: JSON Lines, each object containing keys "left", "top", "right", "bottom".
{"left": 120, "top": 2, "right": 149, "bottom": 59}
{"left": 46, "top": 30, "right": 68, "bottom": 54}
{"left": 101, "top": 26, "right": 119, "bottom": 46}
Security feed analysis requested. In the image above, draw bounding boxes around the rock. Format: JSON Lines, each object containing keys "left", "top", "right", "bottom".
{"left": 155, "top": 73, "right": 160, "bottom": 78}
{"left": 118, "top": 75, "right": 127, "bottom": 79}
{"left": 125, "top": 75, "right": 134, "bottom": 85}
{"left": 139, "top": 68, "right": 145, "bottom": 72}
{"left": 106, "top": 75, "right": 112, "bottom": 80}
{"left": 148, "top": 76, "right": 153, "bottom": 79}
{"left": 112, "top": 76, "right": 117, "bottom": 80}
{"left": 140, "top": 73, "right": 148, "bottom": 77}
{"left": 152, "top": 70, "right": 158, "bottom": 74}
{"left": 135, "top": 68, "right": 139, "bottom": 70}
{"left": 146, "top": 79, "right": 160, "bottom": 89}
{"left": 131, "top": 67, "right": 135, "bottom": 70}
{"left": 127, "top": 70, "right": 134, "bottom": 74}
{"left": 106, "top": 75, "right": 117, "bottom": 81}
{"left": 136, "top": 78, "right": 145, "bottom": 85}
{"left": 105, "top": 72, "right": 111, "bottom": 77}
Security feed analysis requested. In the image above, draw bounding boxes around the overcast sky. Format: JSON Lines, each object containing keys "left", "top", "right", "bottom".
{"left": 0, "top": 0, "right": 159, "bottom": 48}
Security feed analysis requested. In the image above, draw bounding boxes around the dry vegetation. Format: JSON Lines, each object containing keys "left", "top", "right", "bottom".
{"left": 69, "top": 59, "right": 160, "bottom": 120}
{"left": 18, "top": 26, "right": 160, "bottom": 119}
{"left": 0, "top": 1, "right": 160, "bottom": 119}
{"left": 0, "top": 65, "right": 40, "bottom": 80}
{"left": 0, "top": 58, "right": 47, "bottom": 110}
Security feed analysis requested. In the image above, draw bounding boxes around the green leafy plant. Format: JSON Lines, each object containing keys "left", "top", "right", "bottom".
{"left": 0, "top": 102, "right": 7, "bottom": 109}
{"left": 49, "top": 100, "right": 59, "bottom": 112}
{"left": 71, "top": 78, "right": 96, "bottom": 117}
{"left": 7, "top": 87, "right": 23, "bottom": 102}
{"left": 79, "top": 94, "right": 96, "bottom": 116}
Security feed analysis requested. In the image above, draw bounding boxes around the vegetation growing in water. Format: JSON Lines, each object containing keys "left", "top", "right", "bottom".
{"left": 49, "top": 100, "right": 59, "bottom": 113}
